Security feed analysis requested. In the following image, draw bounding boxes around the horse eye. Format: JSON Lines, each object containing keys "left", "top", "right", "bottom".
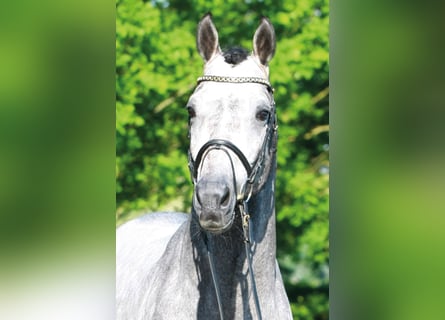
{"left": 256, "top": 109, "right": 270, "bottom": 122}
{"left": 187, "top": 106, "right": 196, "bottom": 119}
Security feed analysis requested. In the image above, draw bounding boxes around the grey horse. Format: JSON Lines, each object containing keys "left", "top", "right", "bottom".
{"left": 117, "top": 14, "right": 292, "bottom": 320}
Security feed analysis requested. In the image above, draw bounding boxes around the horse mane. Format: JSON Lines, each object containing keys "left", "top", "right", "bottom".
{"left": 222, "top": 46, "right": 249, "bottom": 65}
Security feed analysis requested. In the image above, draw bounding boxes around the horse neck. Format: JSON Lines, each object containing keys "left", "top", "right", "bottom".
{"left": 247, "top": 155, "right": 277, "bottom": 267}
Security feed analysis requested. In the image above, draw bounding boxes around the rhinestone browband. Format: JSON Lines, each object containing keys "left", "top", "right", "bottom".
{"left": 197, "top": 75, "right": 274, "bottom": 92}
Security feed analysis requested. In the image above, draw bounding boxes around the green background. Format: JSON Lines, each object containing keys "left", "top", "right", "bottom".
{"left": 2, "top": 1, "right": 444, "bottom": 319}
{"left": 116, "top": 0, "right": 329, "bottom": 319}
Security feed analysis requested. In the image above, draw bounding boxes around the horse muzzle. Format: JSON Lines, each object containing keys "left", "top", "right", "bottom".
{"left": 193, "top": 179, "right": 236, "bottom": 234}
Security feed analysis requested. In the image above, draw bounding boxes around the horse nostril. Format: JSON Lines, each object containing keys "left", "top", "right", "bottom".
{"left": 220, "top": 186, "right": 230, "bottom": 207}
{"left": 195, "top": 187, "right": 202, "bottom": 206}
{"left": 195, "top": 181, "right": 232, "bottom": 209}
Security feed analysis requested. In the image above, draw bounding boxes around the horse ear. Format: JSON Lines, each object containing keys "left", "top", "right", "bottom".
{"left": 252, "top": 17, "right": 276, "bottom": 66}
{"left": 197, "top": 13, "right": 221, "bottom": 62}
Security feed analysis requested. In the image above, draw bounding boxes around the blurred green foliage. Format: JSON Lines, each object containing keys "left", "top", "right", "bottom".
{"left": 116, "top": 0, "right": 328, "bottom": 318}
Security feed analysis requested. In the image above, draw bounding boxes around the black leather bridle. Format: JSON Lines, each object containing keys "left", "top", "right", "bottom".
{"left": 187, "top": 75, "right": 278, "bottom": 320}
{"left": 188, "top": 75, "right": 277, "bottom": 194}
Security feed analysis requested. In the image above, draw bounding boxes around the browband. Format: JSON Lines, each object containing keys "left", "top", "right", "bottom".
{"left": 197, "top": 75, "right": 274, "bottom": 93}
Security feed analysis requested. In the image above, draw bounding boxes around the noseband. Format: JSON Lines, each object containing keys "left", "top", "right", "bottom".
{"left": 187, "top": 75, "right": 277, "bottom": 320}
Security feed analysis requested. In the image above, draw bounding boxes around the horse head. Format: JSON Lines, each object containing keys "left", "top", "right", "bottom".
{"left": 187, "top": 14, "right": 277, "bottom": 234}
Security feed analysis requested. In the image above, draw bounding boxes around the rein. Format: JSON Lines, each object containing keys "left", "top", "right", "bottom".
{"left": 188, "top": 75, "right": 277, "bottom": 320}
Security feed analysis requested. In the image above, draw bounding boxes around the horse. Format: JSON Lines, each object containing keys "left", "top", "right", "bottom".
{"left": 116, "top": 14, "right": 292, "bottom": 320}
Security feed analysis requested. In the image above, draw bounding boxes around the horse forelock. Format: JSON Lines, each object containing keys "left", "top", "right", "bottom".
{"left": 222, "top": 47, "right": 249, "bottom": 65}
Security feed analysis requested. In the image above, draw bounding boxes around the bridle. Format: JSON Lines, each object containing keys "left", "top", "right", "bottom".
{"left": 188, "top": 75, "right": 277, "bottom": 196}
{"left": 187, "top": 75, "right": 278, "bottom": 320}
